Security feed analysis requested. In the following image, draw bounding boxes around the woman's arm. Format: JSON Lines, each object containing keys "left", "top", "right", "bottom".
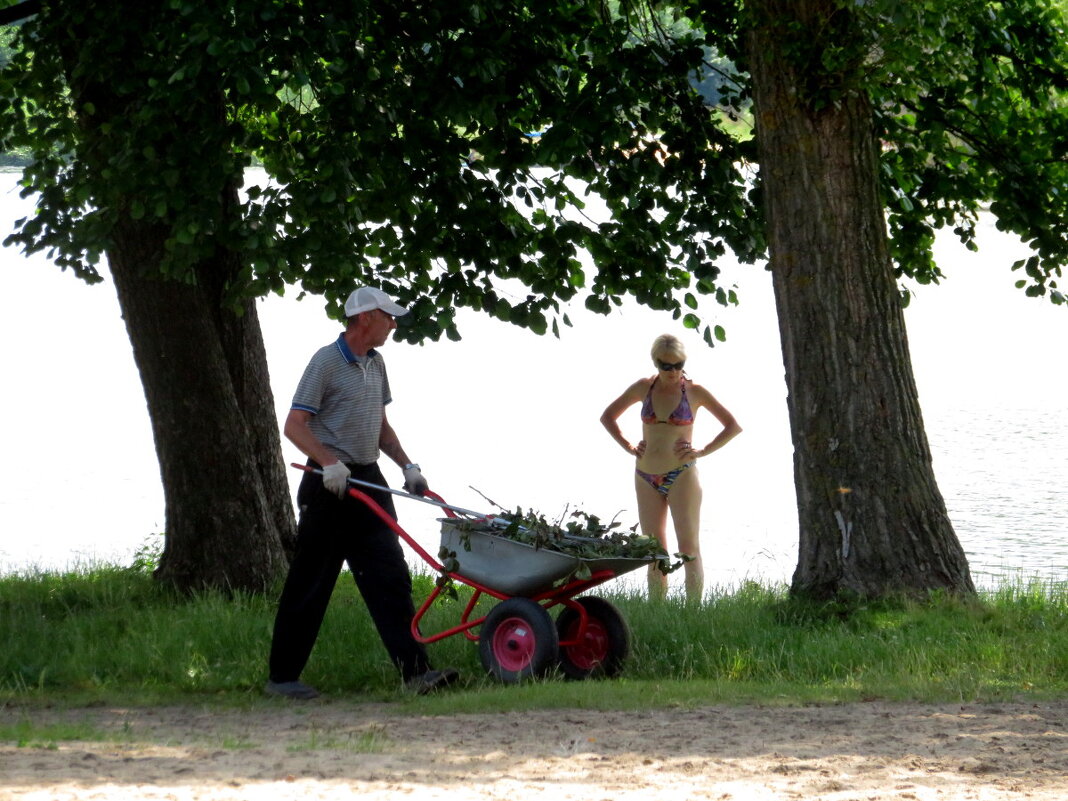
{"left": 688, "top": 383, "right": 742, "bottom": 458}
{"left": 600, "top": 380, "right": 648, "bottom": 456}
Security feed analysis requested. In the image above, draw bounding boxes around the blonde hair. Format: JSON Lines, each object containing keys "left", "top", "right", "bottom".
{"left": 650, "top": 334, "right": 686, "bottom": 363}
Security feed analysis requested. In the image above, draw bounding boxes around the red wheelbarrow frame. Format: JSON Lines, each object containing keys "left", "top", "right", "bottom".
{"left": 290, "top": 462, "right": 646, "bottom": 677}
{"left": 345, "top": 484, "right": 624, "bottom": 650}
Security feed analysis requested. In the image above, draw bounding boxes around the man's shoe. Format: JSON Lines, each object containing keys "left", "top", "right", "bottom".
{"left": 265, "top": 680, "right": 320, "bottom": 700}
{"left": 405, "top": 668, "right": 459, "bottom": 696}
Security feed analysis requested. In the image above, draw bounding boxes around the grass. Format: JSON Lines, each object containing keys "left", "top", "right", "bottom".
{"left": 0, "top": 718, "right": 111, "bottom": 749}
{"left": 2, "top": 561, "right": 1066, "bottom": 715}
{"left": 285, "top": 724, "right": 390, "bottom": 753}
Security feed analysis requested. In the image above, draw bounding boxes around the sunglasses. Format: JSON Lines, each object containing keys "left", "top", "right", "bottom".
{"left": 656, "top": 360, "right": 685, "bottom": 371}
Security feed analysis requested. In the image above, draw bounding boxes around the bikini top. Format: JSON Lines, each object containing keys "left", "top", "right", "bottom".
{"left": 640, "top": 377, "right": 694, "bottom": 425}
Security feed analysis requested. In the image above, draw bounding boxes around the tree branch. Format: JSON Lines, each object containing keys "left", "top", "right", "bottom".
{"left": 0, "top": 0, "right": 40, "bottom": 26}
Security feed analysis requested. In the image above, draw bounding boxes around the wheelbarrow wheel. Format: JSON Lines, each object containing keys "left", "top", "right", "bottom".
{"left": 479, "top": 597, "right": 559, "bottom": 683}
{"left": 555, "top": 595, "right": 631, "bottom": 680}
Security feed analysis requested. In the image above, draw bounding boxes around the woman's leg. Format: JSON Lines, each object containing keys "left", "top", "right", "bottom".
{"left": 667, "top": 465, "right": 703, "bottom": 602}
{"left": 635, "top": 472, "right": 670, "bottom": 600}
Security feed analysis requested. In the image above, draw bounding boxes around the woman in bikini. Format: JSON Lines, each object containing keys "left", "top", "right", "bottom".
{"left": 600, "top": 334, "right": 742, "bottom": 602}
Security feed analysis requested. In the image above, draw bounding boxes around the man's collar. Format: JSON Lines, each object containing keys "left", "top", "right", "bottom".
{"left": 335, "top": 333, "right": 377, "bottom": 364}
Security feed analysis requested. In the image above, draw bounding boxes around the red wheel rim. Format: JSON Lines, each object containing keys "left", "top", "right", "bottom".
{"left": 490, "top": 616, "right": 538, "bottom": 672}
{"left": 563, "top": 618, "right": 608, "bottom": 670}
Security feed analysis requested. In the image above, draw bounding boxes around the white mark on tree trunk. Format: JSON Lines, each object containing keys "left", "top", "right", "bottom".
{"left": 835, "top": 510, "right": 852, "bottom": 560}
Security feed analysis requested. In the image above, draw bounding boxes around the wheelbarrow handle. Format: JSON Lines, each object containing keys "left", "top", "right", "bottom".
{"left": 290, "top": 462, "right": 510, "bottom": 525}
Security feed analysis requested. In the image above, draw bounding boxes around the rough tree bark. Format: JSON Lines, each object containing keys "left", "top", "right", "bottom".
{"left": 746, "top": 0, "right": 975, "bottom": 599}
{"left": 51, "top": 14, "right": 297, "bottom": 593}
{"left": 107, "top": 216, "right": 295, "bottom": 592}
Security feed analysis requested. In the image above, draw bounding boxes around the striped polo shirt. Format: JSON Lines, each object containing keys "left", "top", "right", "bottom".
{"left": 291, "top": 333, "right": 392, "bottom": 465}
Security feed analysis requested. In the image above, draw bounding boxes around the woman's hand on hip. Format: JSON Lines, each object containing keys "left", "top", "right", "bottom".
{"left": 674, "top": 438, "right": 699, "bottom": 461}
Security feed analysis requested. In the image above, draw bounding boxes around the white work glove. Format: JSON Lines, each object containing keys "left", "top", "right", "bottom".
{"left": 402, "top": 464, "right": 428, "bottom": 496}
{"left": 321, "top": 462, "right": 351, "bottom": 498}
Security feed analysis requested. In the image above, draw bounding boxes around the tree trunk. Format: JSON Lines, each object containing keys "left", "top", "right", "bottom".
{"left": 107, "top": 215, "right": 294, "bottom": 593}
{"left": 746, "top": 0, "right": 974, "bottom": 599}
{"left": 201, "top": 183, "right": 299, "bottom": 568}
{"left": 46, "top": 6, "right": 297, "bottom": 594}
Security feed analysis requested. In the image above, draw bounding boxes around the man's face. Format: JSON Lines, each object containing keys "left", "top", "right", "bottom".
{"left": 367, "top": 308, "right": 397, "bottom": 346}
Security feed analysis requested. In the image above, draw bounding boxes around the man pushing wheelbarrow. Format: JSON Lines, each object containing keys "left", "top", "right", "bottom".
{"left": 265, "top": 286, "right": 458, "bottom": 701}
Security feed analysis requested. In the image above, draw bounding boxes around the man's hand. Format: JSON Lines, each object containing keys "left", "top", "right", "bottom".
{"left": 322, "top": 462, "right": 351, "bottom": 498}
{"left": 403, "top": 465, "right": 428, "bottom": 496}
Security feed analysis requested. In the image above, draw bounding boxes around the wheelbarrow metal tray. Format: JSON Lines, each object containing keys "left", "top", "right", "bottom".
{"left": 439, "top": 520, "right": 652, "bottom": 597}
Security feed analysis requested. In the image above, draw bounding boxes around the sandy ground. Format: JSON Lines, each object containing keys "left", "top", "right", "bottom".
{"left": 2, "top": 699, "right": 1066, "bottom": 800}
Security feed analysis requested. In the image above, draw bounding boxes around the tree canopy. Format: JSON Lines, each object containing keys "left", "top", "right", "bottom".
{"left": 0, "top": 1, "right": 767, "bottom": 348}
{"left": 685, "top": 0, "right": 1066, "bottom": 300}
{"left": 1, "top": 1, "right": 1063, "bottom": 338}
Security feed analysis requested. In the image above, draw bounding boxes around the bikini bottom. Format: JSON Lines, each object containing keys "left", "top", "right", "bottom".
{"left": 635, "top": 462, "right": 695, "bottom": 496}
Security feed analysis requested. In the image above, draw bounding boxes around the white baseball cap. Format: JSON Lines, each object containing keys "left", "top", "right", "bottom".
{"left": 343, "top": 286, "right": 409, "bottom": 318}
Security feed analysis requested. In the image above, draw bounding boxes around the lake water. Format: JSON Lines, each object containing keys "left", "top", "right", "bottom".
{"left": 1, "top": 170, "right": 1065, "bottom": 592}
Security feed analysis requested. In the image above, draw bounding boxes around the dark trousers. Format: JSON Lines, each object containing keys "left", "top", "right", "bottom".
{"left": 268, "top": 462, "right": 431, "bottom": 683}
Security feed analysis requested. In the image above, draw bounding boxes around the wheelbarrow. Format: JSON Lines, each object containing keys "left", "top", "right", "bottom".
{"left": 293, "top": 464, "right": 662, "bottom": 683}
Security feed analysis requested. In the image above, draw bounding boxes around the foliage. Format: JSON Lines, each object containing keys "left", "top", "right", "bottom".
{"left": 454, "top": 509, "right": 660, "bottom": 559}
{"left": 0, "top": 22, "right": 19, "bottom": 70}
{"left": 3, "top": 0, "right": 1060, "bottom": 334}
{"left": 437, "top": 507, "right": 691, "bottom": 595}
{"left": 0, "top": 16, "right": 27, "bottom": 164}
{"left": 433, "top": 506, "right": 691, "bottom": 600}
{"left": 127, "top": 532, "right": 165, "bottom": 576}
{"left": 676, "top": 0, "right": 1068, "bottom": 306}
{"left": 0, "top": 0, "right": 764, "bottom": 348}
{"left": 860, "top": 0, "right": 1068, "bottom": 303}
